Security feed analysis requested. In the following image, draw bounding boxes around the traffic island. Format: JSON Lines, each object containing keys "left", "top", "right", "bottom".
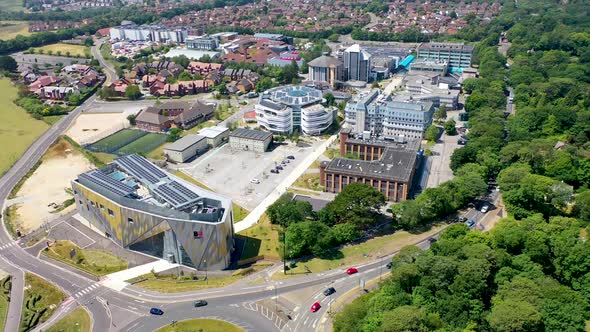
{"left": 46, "top": 306, "right": 91, "bottom": 332}
{"left": 0, "top": 273, "right": 10, "bottom": 331}
{"left": 43, "top": 240, "right": 128, "bottom": 277}
{"left": 155, "top": 318, "right": 243, "bottom": 332}
{"left": 19, "top": 273, "right": 65, "bottom": 332}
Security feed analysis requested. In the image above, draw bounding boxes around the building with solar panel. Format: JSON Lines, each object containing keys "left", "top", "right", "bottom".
{"left": 255, "top": 85, "right": 335, "bottom": 136}
{"left": 71, "top": 154, "right": 234, "bottom": 270}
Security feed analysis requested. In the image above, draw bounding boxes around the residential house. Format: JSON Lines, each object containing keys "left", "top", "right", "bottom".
{"left": 135, "top": 100, "right": 216, "bottom": 132}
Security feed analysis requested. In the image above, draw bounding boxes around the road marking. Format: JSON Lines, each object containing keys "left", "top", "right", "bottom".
{"left": 62, "top": 221, "right": 96, "bottom": 247}
{"left": 312, "top": 318, "right": 318, "bottom": 328}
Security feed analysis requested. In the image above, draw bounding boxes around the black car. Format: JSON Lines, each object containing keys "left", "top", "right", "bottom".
{"left": 194, "top": 300, "right": 208, "bottom": 307}
{"left": 276, "top": 165, "right": 284, "bottom": 170}
{"left": 150, "top": 308, "right": 164, "bottom": 315}
{"left": 386, "top": 262, "right": 393, "bottom": 269}
{"left": 428, "top": 238, "right": 437, "bottom": 243}
{"left": 287, "top": 155, "right": 295, "bottom": 160}
{"left": 323, "top": 287, "right": 336, "bottom": 296}
{"left": 270, "top": 169, "right": 279, "bottom": 174}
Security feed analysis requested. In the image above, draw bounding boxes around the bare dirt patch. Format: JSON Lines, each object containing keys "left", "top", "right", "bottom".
{"left": 14, "top": 139, "right": 93, "bottom": 232}
{"left": 66, "top": 113, "right": 129, "bottom": 145}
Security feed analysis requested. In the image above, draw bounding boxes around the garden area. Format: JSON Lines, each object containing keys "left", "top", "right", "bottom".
{"left": 46, "top": 307, "right": 91, "bottom": 332}
{"left": 20, "top": 273, "right": 65, "bottom": 332}
{"left": 43, "top": 240, "right": 128, "bottom": 276}
{"left": 85, "top": 129, "right": 166, "bottom": 157}
{"left": 0, "top": 275, "right": 11, "bottom": 331}
{"left": 31, "top": 43, "right": 90, "bottom": 58}
{"left": 156, "top": 319, "right": 243, "bottom": 332}
{"left": 0, "top": 78, "right": 48, "bottom": 177}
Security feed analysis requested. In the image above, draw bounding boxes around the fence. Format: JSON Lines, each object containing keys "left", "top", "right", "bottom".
{"left": 85, "top": 129, "right": 147, "bottom": 154}
{"left": 77, "top": 122, "right": 129, "bottom": 146}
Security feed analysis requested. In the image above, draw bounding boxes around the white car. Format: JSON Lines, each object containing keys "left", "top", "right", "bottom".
{"left": 481, "top": 204, "right": 489, "bottom": 213}
{"left": 250, "top": 178, "right": 260, "bottom": 184}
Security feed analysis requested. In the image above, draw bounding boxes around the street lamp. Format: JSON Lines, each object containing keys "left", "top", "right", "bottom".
{"left": 204, "top": 258, "right": 208, "bottom": 285}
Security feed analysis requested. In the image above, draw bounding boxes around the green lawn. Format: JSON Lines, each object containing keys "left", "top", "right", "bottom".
{"left": 237, "top": 214, "right": 280, "bottom": 260}
{"left": 184, "top": 120, "right": 215, "bottom": 135}
{"left": 0, "top": 1, "right": 24, "bottom": 12}
{"left": 233, "top": 203, "right": 249, "bottom": 222}
{"left": 130, "top": 263, "right": 271, "bottom": 293}
{"left": 0, "top": 21, "right": 30, "bottom": 40}
{"left": 90, "top": 152, "right": 117, "bottom": 165}
{"left": 0, "top": 78, "right": 48, "bottom": 177}
{"left": 46, "top": 307, "right": 91, "bottom": 332}
{"left": 41, "top": 115, "right": 65, "bottom": 125}
{"left": 292, "top": 173, "right": 323, "bottom": 191}
{"left": 20, "top": 273, "right": 66, "bottom": 332}
{"left": 146, "top": 142, "right": 168, "bottom": 160}
{"left": 323, "top": 148, "right": 340, "bottom": 159}
{"left": 44, "top": 240, "right": 128, "bottom": 276}
{"left": 116, "top": 133, "right": 167, "bottom": 156}
{"left": 32, "top": 43, "right": 90, "bottom": 58}
{"left": 272, "top": 224, "right": 447, "bottom": 280}
{"left": 156, "top": 319, "right": 243, "bottom": 332}
{"left": 0, "top": 275, "right": 10, "bottom": 331}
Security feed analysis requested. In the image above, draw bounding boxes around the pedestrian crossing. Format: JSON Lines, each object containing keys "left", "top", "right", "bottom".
{"left": 0, "top": 242, "right": 16, "bottom": 250}
{"left": 73, "top": 283, "right": 100, "bottom": 298}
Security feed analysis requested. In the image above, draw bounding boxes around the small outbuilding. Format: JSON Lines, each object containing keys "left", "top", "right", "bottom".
{"left": 229, "top": 128, "right": 272, "bottom": 153}
{"left": 164, "top": 134, "right": 208, "bottom": 163}
{"left": 198, "top": 126, "right": 230, "bottom": 148}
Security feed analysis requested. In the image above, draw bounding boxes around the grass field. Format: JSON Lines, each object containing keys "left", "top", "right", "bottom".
{"left": 32, "top": 43, "right": 90, "bottom": 58}
{"left": 184, "top": 120, "right": 215, "bottom": 135}
{"left": 20, "top": 273, "right": 66, "bottom": 332}
{"left": 156, "top": 319, "right": 244, "bottom": 332}
{"left": 131, "top": 263, "right": 271, "bottom": 293}
{"left": 323, "top": 148, "right": 340, "bottom": 159}
{"left": 0, "top": 21, "right": 30, "bottom": 40}
{"left": 146, "top": 142, "right": 168, "bottom": 160}
{"left": 0, "top": 78, "right": 48, "bottom": 177}
{"left": 44, "top": 240, "right": 128, "bottom": 276}
{"left": 42, "top": 115, "right": 64, "bottom": 125}
{"left": 87, "top": 129, "right": 146, "bottom": 153}
{"left": 90, "top": 152, "right": 117, "bottom": 165}
{"left": 237, "top": 214, "right": 280, "bottom": 259}
{"left": 116, "top": 133, "right": 167, "bottom": 156}
{"left": 46, "top": 307, "right": 91, "bottom": 332}
{"left": 272, "top": 224, "right": 448, "bottom": 280}
{"left": 0, "top": 275, "right": 10, "bottom": 331}
{"left": 292, "top": 173, "right": 323, "bottom": 191}
{"left": 0, "top": 0, "right": 24, "bottom": 12}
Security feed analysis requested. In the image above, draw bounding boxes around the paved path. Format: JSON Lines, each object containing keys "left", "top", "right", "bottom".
{"left": 234, "top": 135, "right": 337, "bottom": 233}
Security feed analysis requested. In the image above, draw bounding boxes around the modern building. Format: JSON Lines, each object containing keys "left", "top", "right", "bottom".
{"left": 319, "top": 129, "right": 420, "bottom": 202}
{"left": 186, "top": 36, "right": 219, "bottom": 50}
{"left": 342, "top": 44, "right": 372, "bottom": 82}
{"left": 307, "top": 54, "right": 344, "bottom": 88}
{"left": 397, "top": 72, "right": 460, "bottom": 109}
{"left": 198, "top": 126, "right": 230, "bottom": 148}
{"left": 267, "top": 51, "right": 305, "bottom": 68}
{"left": 255, "top": 85, "right": 335, "bottom": 136}
{"left": 417, "top": 42, "right": 474, "bottom": 69}
{"left": 345, "top": 90, "right": 435, "bottom": 140}
{"left": 72, "top": 154, "right": 234, "bottom": 270}
{"left": 229, "top": 128, "right": 273, "bottom": 153}
{"left": 164, "top": 48, "right": 221, "bottom": 61}
{"left": 164, "top": 134, "right": 208, "bottom": 163}
{"left": 410, "top": 60, "right": 449, "bottom": 74}
{"left": 110, "top": 24, "right": 188, "bottom": 43}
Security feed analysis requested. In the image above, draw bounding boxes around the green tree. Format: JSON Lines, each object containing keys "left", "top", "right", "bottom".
{"left": 98, "top": 86, "right": 116, "bottom": 100}
{"left": 444, "top": 119, "right": 456, "bottom": 135}
{"left": 127, "top": 114, "right": 136, "bottom": 126}
{"left": 434, "top": 104, "right": 448, "bottom": 122}
{"left": 575, "top": 190, "right": 590, "bottom": 222}
{"left": 284, "top": 220, "right": 333, "bottom": 258}
{"left": 425, "top": 125, "right": 439, "bottom": 142}
{"left": 255, "top": 77, "right": 273, "bottom": 92}
{"left": 487, "top": 300, "right": 542, "bottom": 332}
{"left": 328, "top": 33, "right": 340, "bottom": 43}
{"left": 124, "top": 84, "right": 142, "bottom": 100}
{"left": 166, "top": 128, "right": 182, "bottom": 142}
{"left": 324, "top": 92, "right": 335, "bottom": 106}
{"left": 267, "top": 193, "right": 313, "bottom": 227}
{"left": 0, "top": 55, "right": 18, "bottom": 72}
{"left": 323, "top": 183, "right": 385, "bottom": 229}
{"left": 172, "top": 55, "right": 190, "bottom": 68}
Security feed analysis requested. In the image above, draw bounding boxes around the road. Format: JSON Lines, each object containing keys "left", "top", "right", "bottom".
{"left": 92, "top": 38, "right": 116, "bottom": 86}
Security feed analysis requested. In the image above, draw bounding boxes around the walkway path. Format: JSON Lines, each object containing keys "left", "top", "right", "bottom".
{"left": 235, "top": 135, "right": 337, "bottom": 233}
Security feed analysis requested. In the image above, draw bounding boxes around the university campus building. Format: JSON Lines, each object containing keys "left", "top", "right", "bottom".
{"left": 72, "top": 154, "right": 234, "bottom": 270}
{"left": 417, "top": 42, "right": 474, "bottom": 69}
{"left": 320, "top": 129, "right": 420, "bottom": 202}
{"left": 255, "top": 85, "right": 335, "bottom": 136}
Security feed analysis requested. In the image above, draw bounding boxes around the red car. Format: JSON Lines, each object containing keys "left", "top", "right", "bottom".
{"left": 346, "top": 267, "right": 358, "bottom": 275}
{"left": 310, "top": 302, "right": 321, "bottom": 312}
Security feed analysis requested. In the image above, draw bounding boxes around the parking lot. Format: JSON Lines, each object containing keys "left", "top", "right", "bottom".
{"left": 181, "top": 139, "right": 326, "bottom": 210}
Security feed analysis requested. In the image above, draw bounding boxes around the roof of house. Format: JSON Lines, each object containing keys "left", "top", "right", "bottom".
{"left": 164, "top": 134, "right": 207, "bottom": 152}
{"left": 292, "top": 194, "right": 330, "bottom": 212}
{"left": 198, "top": 126, "right": 229, "bottom": 138}
{"left": 175, "top": 101, "right": 215, "bottom": 124}
{"left": 135, "top": 107, "right": 168, "bottom": 125}
{"left": 307, "top": 55, "right": 343, "bottom": 68}
{"left": 230, "top": 128, "right": 272, "bottom": 141}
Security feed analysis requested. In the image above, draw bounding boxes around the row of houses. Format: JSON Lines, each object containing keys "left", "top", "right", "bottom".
{"left": 26, "top": 64, "right": 102, "bottom": 102}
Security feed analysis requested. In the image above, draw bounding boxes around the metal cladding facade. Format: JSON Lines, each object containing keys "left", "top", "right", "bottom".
{"left": 71, "top": 155, "right": 234, "bottom": 270}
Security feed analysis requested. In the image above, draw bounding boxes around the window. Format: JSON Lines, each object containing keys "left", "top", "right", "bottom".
{"left": 127, "top": 217, "right": 134, "bottom": 224}
{"left": 90, "top": 201, "right": 95, "bottom": 207}
{"left": 193, "top": 231, "right": 203, "bottom": 238}
{"left": 108, "top": 209, "right": 114, "bottom": 217}
{"left": 100, "top": 204, "right": 104, "bottom": 210}
{"left": 79, "top": 200, "right": 83, "bottom": 205}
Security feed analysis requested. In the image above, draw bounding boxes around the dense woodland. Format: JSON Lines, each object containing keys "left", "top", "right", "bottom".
{"left": 335, "top": 1, "right": 590, "bottom": 331}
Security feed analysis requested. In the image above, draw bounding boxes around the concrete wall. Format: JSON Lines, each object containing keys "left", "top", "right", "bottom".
{"left": 164, "top": 138, "right": 208, "bottom": 163}
{"left": 229, "top": 136, "right": 271, "bottom": 153}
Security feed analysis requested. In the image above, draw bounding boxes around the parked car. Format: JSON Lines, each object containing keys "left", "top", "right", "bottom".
{"left": 276, "top": 165, "right": 283, "bottom": 170}
{"left": 282, "top": 159, "right": 290, "bottom": 164}
{"left": 481, "top": 204, "right": 489, "bottom": 213}
{"left": 150, "top": 308, "right": 164, "bottom": 315}
{"left": 465, "top": 219, "right": 476, "bottom": 229}
{"left": 287, "top": 155, "right": 295, "bottom": 160}
{"left": 270, "top": 169, "right": 279, "bottom": 174}
{"left": 323, "top": 287, "right": 336, "bottom": 296}
{"left": 250, "top": 178, "right": 260, "bottom": 184}
{"left": 311, "top": 302, "right": 321, "bottom": 312}
{"left": 346, "top": 267, "right": 358, "bottom": 275}
{"left": 458, "top": 216, "right": 468, "bottom": 223}
{"left": 386, "top": 262, "right": 393, "bottom": 269}
{"left": 194, "top": 300, "right": 208, "bottom": 307}
{"left": 428, "top": 237, "right": 437, "bottom": 243}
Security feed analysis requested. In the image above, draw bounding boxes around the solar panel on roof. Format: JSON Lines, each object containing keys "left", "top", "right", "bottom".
{"left": 116, "top": 157, "right": 159, "bottom": 183}
{"left": 80, "top": 171, "right": 135, "bottom": 197}
{"left": 170, "top": 181, "right": 199, "bottom": 200}
{"left": 129, "top": 155, "right": 166, "bottom": 178}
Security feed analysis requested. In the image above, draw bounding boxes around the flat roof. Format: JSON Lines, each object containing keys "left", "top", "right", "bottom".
{"left": 230, "top": 128, "right": 272, "bottom": 141}
{"left": 198, "top": 126, "right": 229, "bottom": 138}
{"left": 164, "top": 134, "right": 206, "bottom": 152}
{"left": 164, "top": 48, "right": 220, "bottom": 60}
{"left": 292, "top": 195, "right": 330, "bottom": 212}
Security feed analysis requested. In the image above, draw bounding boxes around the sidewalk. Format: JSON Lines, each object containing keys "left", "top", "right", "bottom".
{"left": 235, "top": 135, "right": 337, "bottom": 233}
{"left": 100, "top": 259, "right": 179, "bottom": 291}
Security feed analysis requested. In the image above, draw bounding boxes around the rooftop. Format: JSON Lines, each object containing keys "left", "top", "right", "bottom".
{"left": 307, "top": 55, "right": 343, "bottom": 68}
{"left": 164, "top": 134, "right": 206, "bottom": 152}
{"left": 198, "top": 125, "right": 229, "bottom": 138}
{"left": 230, "top": 128, "right": 273, "bottom": 141}
{"left": 262, "top": 85, "right": 323, "bottom": 107}
{"left": 418, "top": 42, "right": 475, "bottom": 52}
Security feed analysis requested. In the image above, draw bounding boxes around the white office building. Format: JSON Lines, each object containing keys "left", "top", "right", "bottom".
{"left": 255, "top": 85, "right": 334, "bottom": 136}
{"left": 345, "top": 90, "right": 435, "bottom": 140}
{"left": 342, "top": 44, "right": 372, "bottom": 82}
{"left": 110, "top": 24, "right": 188, "bottom": 43}
{"left": 186, "top": 36, "right": 219, "bottom": 50}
